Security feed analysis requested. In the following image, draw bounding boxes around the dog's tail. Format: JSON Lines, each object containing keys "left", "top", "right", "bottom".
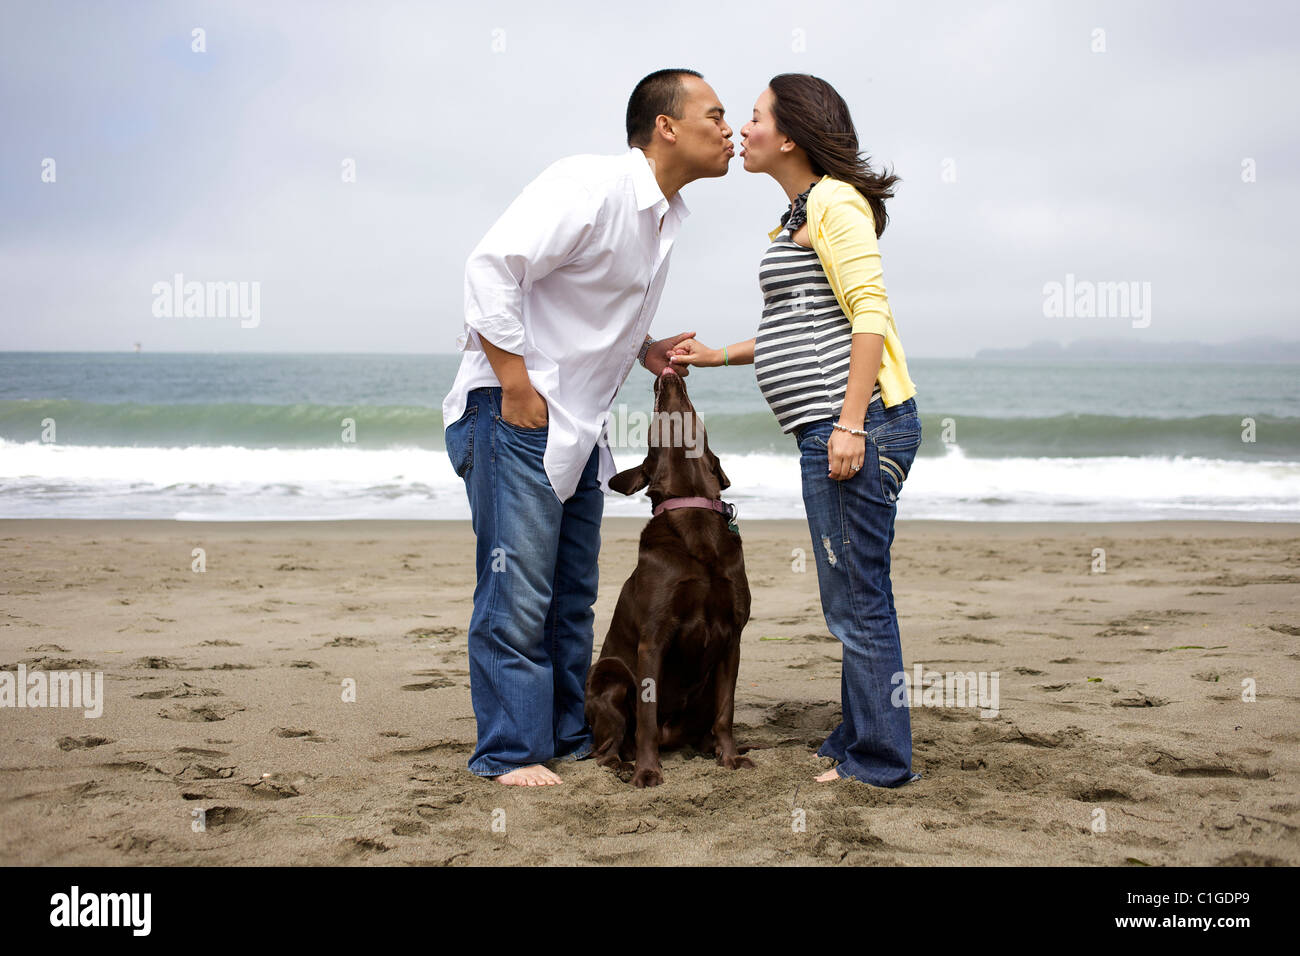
{"left": 585, "top": 657, "right": 636, "bottom": 767}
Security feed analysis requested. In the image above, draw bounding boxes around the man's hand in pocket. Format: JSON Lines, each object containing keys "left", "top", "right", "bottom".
{"left": 501, "top": 384, "right": 548, "bottom": 428}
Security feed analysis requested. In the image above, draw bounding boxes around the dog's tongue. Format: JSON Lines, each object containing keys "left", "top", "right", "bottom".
{"left": 661, "top": 365, "right": 677, "bottom": 376}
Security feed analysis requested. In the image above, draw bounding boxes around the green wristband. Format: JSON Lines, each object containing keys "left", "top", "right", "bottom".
{"left": 723, "top": 345, "right": 729, "bottom": 367}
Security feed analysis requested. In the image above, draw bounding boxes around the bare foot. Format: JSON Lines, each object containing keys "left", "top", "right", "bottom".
{"left": 815, "top": 768, "right": 840, "bottom": 783}
{"left": 496, "top": 764, "right": 562, "bottom": 786}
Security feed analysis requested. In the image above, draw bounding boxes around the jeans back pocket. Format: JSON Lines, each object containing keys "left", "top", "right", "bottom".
{"left": 445, "top": 404, "right": 478, "bottom": 477}
{"left": 870, "top": 414, "right": 922, "bottom": 503}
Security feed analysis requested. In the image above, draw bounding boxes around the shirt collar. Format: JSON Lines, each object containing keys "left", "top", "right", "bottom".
{"left": 629, "top": 147, "right": 691, "bottom": 223}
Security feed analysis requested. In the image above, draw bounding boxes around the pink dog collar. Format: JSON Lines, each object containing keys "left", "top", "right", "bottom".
{"left": 652, "top": 497, "right": 734, "bottom": 519}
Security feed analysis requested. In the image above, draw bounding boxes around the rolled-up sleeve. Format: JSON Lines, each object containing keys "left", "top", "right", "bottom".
{"left": 460, "top": 170, "right": 601, "bottom": 355}
{"left": 809, "top": 182, "right": 891, "bottom": 338}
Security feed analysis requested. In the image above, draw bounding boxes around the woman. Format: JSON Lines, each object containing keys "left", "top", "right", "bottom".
{"left": 669, "top": 73, "right": 922, "bottom": 787}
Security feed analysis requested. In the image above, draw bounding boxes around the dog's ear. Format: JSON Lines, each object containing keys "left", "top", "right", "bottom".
{"left": 608, "top": 461, "right": 649, "bottom": 496}
{"left": 707, "top": 447, "right": 730, "bottom": 491}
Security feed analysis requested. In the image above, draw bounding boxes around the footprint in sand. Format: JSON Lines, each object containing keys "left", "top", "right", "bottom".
{"left": 998, "top": 725, "right": 1085, "bottom": 748}
{"left": 271, "top": 727, "right": 333, "bottom": 743}
{"left": 242, "top": 771, "right": 314, "bottom": 799}
{"left": 401, "top": 669, "right": 459, "bottom": 691}
{"left": 401, "top": 678, "right": 455, "bottom": 691}
{"left": 1141, "top": 750, "right": 1270, "bottom": 779}
{"left": 157, "top": 702, "right": 245, "bottom": 722}
{"left": 760, "top": 699, "right": 842, "bottom": 732}
{"left": 9, "top": 656, "right": 98, "bottom": 670}
{"left": 150, "top": 755, "right": 236, "bottom": 780}
{"left": 195, "top": 806, "right": 262, "bottom": 830}
{"left": 378, "top": 739, "right": 466, "bottom": 760}
{"left": 391, "top": 820, "right": 431, "bottom": 836}
{"left": 131, "top": 656, "right": 182, "bottom": 670}
{"left": 133, "top": 683, "right": 223, "bottom": 700}
{"left": 340, "top": 836, "right": 391, "bottom": 857}
{"left": 1111, "top": 693, "right": 1170, "bottom": 707}
{"left": 322, "top": 637, "right": 376, "bottom": 648}
{"left": 405, "top": 626, "right": 462, "bottom": 640}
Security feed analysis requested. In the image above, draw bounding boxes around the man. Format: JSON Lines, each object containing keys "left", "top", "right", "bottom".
{"left": 441, "top": 69, "right": 735, "bottom": 786}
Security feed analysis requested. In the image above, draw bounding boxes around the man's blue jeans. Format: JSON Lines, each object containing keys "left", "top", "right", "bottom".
{"left": 794, "top": 396, "right": 922, "bottom": 787}
{"left": 444, "top": 386, "right": 599, "bottom": 776}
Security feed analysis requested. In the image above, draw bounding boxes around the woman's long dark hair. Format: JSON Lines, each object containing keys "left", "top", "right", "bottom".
{"left": 768, "top": 73, "right": 898, "bottom": 238}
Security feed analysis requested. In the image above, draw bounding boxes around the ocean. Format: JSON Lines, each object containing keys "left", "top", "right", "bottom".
{"left": 1, "top": 352, "right": 1297, "bottom": 522}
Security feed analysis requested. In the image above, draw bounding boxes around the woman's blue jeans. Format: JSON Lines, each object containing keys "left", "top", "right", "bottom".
{"left": 794, "top": 396, "right": 922, "bottom": 787}
{"left": 444, "top": 386, "right": 599, "bottom": 776}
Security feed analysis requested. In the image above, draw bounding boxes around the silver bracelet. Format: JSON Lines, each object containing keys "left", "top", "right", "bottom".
{"left": 638, "top": 336, "right": 654, "bottom": 365}
{"left": 832, "top": 422, "right": 867, "bottom": 437}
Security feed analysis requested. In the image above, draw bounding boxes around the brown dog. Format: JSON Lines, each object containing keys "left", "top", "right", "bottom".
{"left": 585, "top": 366, "right": 753, "bottom": 787}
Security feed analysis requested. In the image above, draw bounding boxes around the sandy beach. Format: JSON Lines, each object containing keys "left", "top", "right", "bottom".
{"left": 1, "top": 518, "right": 1296, "bottom": 866}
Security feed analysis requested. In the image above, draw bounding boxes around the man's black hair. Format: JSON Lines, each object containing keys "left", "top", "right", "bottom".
{"left": 625, "top": 69, "right": 703, "bottom": 148}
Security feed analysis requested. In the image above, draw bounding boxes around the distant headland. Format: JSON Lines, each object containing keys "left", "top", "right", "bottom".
{"left": 974, "top": 337, "right": 1300, "bottom": 363}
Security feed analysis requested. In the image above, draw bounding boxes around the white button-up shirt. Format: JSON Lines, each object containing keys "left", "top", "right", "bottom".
{"left": 441, "top": 147, "right": 690, "bottom": 502}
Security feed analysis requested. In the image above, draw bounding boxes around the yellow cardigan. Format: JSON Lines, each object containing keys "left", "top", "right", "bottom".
{"left": 768, "top": 175, "right": 917, "bottom": 407}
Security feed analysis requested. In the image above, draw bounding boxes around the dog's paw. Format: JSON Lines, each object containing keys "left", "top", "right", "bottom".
{"left": 631, "top": 766, "right": 664, "bottom": 788}
{"left": 593, "top": 749, "right": 622, "bottom": 768}
{"left": 597, "top": 755, "right": 631, "bottom": 775}
{"left": 718, "top": 753, "right": 755, "bottom": 770}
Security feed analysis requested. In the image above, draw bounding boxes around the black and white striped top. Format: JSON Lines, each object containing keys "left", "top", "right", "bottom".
{"left": 754, "top": 225, "right": 881, "bottom": 434}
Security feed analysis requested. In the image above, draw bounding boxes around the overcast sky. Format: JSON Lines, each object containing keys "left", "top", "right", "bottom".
{"left": 2, "top": 0, "right": 1297, "bottom": 357}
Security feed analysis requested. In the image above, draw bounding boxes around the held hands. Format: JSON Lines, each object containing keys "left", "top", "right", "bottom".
{"left": 644, "top": 332, "right": 695, "bottom": 377}
{"left": 827, "top": 425, "right": 866, "bottom": 481}
{"left": 666, "top": 337, "right": 722, "bottom": 368}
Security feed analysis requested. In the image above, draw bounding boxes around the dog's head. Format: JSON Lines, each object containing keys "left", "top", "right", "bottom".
{"left": 607, "top": 367, "right": 730, "bottom": 507}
